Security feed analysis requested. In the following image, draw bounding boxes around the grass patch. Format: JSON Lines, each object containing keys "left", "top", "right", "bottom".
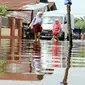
{"left": 0, "top": 60, "right": 7, "bottom": 75}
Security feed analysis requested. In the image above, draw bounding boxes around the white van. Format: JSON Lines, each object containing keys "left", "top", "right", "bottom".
{"left": 41, "top": 10, "right": 74, "bottom": 40}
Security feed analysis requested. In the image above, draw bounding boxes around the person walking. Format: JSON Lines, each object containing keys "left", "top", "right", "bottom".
{"left": 30, "top": 12, "right": 43, "bottom": 41}
{"left": 52, "top": 19, "right": 61, "bottom": 41}
{"left": 81, "top": 31, "right": 84, "bottom": 40}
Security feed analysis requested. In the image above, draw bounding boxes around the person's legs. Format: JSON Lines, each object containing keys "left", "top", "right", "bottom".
{"left": 52, "top": 34, "right": 55, "bottom": 41}
{"left": 53, "top": 36, "right": 58, "bottom": 41}
{"left": 52, "top": 31, "right": 58, "bottom": 41}
{"left": 34, "top": 33, "right": 37, "bottom": 41}
{"left": 81, "top": 33, "right": 84, "bottom": 40}
{"left": 37, "top": 32, "right": 41, "bottom": 41}
{"left": 52, "top": 35, "right": 56, "bottom": 41}
{"left": 52, "top": 34, "right": 59, "bottom": 41}
{"left": 56, "top": 34, "right": 59, "bottom": 41}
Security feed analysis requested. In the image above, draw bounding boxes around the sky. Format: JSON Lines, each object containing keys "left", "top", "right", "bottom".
{"left": 48, "top": 0, "right": 85, "bottom": 16}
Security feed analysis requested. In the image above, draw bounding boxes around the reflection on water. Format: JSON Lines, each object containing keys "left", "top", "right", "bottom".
{"left": 0, "top": 39, "right": 85, "bottom": 75}
{"left": 71, "top": 40, "right": 85, "bottom": 67}
{"left": 32, "top": 41, "right": 41, "bottom": 73}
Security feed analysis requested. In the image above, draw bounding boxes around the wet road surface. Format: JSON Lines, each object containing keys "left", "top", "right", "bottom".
{"left": 0, "top": 39, "right": 85, "bottom": 73}
{"left": 0, "top": 39, "right": 85, "bottom": 85}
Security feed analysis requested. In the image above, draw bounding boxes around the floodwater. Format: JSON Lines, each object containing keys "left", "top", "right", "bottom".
{"left": 0, "top": 39, "right": 85, "bottom": 85}
{"left": 0, "top": 39, "right": 85, "bottom": 73}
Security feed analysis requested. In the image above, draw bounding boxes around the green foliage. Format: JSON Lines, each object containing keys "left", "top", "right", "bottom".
{"left": 74, "top": 18, "right": 80, "bottom": 23}
{"left": 0, "top": 5, "right": 8, "bottom": 16}
{"left": 0, "top": 60, "right": 7, "bottom": 75}
{"left": 75, "top": 20, "right": 85, "bottom": 28}
{"left": 74, "top": 17, "right": 85, "bottom": 32}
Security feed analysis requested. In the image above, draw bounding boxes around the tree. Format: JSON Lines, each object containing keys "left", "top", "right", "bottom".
{"left": 74, "top": 17, "right": 85, "bottom": 32}
{"left": 74, "top": 17, "right": 80, "bottom": 23}
{"left": 0, "top": 5, "right": 8, "bottom": 16}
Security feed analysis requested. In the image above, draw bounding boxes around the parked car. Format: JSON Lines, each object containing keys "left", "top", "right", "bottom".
{"left": 73, "top": 26, "right": 82, "bottom": 39}
{"left": 67, "top": 26, "right": 82, "bottom": 40}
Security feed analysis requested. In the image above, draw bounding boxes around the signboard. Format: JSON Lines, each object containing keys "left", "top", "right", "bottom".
{"left": 64, "top": 0, "right": 72, "bottom": 5}
{"left": 60, "top": 82, "right": 64, "bottom": 85}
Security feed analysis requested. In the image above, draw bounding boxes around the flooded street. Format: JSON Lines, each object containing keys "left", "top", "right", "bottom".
{"left": 0, "top": 0, "right": 85, "bottom": 84}
{"left": 0, "top": 39, "right": 85, "bottom": 85}
{"left": 0, "top": 39, "right": 85, "bottom": 70}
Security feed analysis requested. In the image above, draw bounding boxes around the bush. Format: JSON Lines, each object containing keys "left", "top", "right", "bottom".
{"left": 0, "top": 5, "right": 8, "bottom": 16}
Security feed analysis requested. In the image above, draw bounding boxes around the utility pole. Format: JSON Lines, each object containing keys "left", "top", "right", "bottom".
{"left": 60, "top": 0, "right": 73, "bottom": 85}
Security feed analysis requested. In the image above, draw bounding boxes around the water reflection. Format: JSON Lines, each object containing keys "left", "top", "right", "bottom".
{"left": 52, "top": 40, "right": 59, "bottom": 56}
{"left": 71, "top": 40, "right": 85, "bottom": 67}
{"left": 32, "top": 41, "right": 41, "bottom": 73}
{"left": 0, "top": 39, "right": 85, "bottom": 80}
{"left": 52, "top": 40, "right": 60, "bottom": 68}
{"left": 21, "top": 40, "right": 42, "bottom": 74}
{"left": 41, "top": 40, "right": 54, "bottom": 74}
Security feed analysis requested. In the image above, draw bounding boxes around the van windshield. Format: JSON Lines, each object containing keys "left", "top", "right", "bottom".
{"left": 42, "top": 16, "right": 63, "bottom": 24}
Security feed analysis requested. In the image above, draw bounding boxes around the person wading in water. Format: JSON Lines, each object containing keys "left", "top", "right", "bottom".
{"left": 30, "top": 12, "right": 43, "bottom": 41}
{"left": 52, "top": 19, "right": 61, "bottom": 41}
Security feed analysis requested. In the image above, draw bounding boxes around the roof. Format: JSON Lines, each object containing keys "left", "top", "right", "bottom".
{"left": 0, "top": 0, "right": 57, "bottom": 11}
{"left": 23, "top": 3, "right": 48, "bottom": 10}
{"left": 0, "top": 0, "right": 39, "bottom": 10}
